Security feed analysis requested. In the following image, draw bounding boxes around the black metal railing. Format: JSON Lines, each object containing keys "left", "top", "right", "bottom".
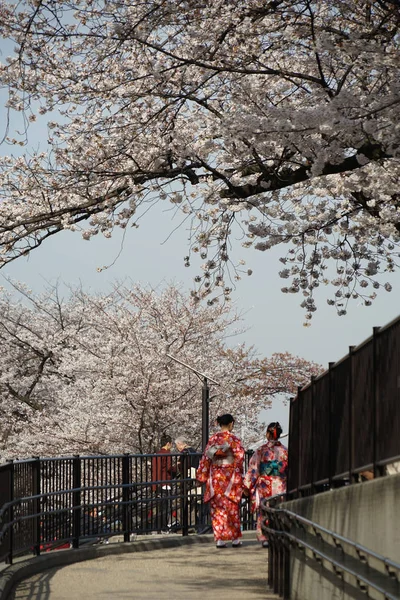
{"left": 261, "top": 496, "right": 400, "bottom": 600}
{"left": 288, "top": 315, "right": 400, "bottom": 498}
{"left": 0, "top": 452, "right": 255, "bottom": 565}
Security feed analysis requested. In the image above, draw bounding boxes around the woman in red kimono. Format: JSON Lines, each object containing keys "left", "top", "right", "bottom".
{"left": 196, "top": 414, "right": 244, "bottom": 548}
{"left": 244, "top": 422, "right": 288, "bottom": 547}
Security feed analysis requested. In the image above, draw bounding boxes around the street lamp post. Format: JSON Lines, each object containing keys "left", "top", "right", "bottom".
{"left": 201, "top": 377, "right": 210, "bottom": 452}
{"left": 166, "top": 354, "right": 219, "bottom": 450}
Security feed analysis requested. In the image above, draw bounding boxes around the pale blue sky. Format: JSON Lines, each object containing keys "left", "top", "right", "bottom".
{"left": 4, "top": 208, "right": 399, "bottom": 367}
{"left": 1, "top": 39, "right": 399, "bottom": 434}
{"left": 3, "top": 206, "right": 399, "bottom": 433}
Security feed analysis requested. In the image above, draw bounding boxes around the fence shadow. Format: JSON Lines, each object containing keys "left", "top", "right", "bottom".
{"left": 7, "top": 568, "right": 56, "bottom": 600}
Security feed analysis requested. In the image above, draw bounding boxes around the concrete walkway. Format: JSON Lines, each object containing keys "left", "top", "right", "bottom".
{"left": 7, "top": 536, "right": 278, "bottom": 600}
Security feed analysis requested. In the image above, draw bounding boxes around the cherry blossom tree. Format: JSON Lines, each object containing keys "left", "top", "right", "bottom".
{"left": 0, "top": 281, "right": 321, "bottom": 458}
{"left": 1, "top": 1, "right": 399, "bottom": 321}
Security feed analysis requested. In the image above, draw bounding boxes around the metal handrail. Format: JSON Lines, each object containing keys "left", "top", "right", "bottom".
{"left": 0, "top": 476, "right": 190, "bottom": 519}
{"left": 262, "top": 500, "right": 400, "bottom": 599}
{"left": 264, "top": 525, "right": 400, "bottom": 600}
{"left": 279, "top": 508, "right": 400, "bottom": 574}
{"left": 0, "top": 451, "right": 258, "bottom": 565}
{"left": 1, "top": 452, "right": 201, "bottom": 463}
{"left": 0, "top": 475, "right": 196, "bottom": 540}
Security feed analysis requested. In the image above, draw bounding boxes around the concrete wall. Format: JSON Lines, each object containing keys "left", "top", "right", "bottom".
{"left": 289, "top": 550, "right": 369, "bottom": 600}
{"left": 283, "top": 473, "right": 400, "bottom": 600}
{"left": 284, "top": 472, "right": 400, "bottom": 563}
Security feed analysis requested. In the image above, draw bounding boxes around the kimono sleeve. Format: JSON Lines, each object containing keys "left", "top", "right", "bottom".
{"left": 231, "top": 436, "right": 245, "bottom": 470}
{"left": 196, "top": 442, "right": 212, "bottom": 484}
{"left": 244, "top": 448, "right": 260, "bottom": 493}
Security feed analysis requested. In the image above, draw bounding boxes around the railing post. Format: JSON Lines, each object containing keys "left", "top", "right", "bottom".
{"left": 328, "top": 362, "right": 335, "bottom": 489}
{"left": 32, "top": 457, "right": 41, "bottom": 556}
{"left": 201, "top": 377, "right": 209, "bottom": 451}
{"left": 270, "top": 525, "right": 277, "bottom": 594}
{"left": 310, "top": 375, "right": 316, "bottom": 493}
{"left": 122, "top": 453, "right": 131, "bottom": 543}
{"left": 278, "top": 537, "right": 283, "bottom": 597}
{"left": 273, "top": 517, "right": 279, "bottom": 595}
{"left": 265, "top": 500, "right": 281, "bottom": 595}
{"left": 372, "top": 327, "right": 381, "bottom": 478}
{"left": 349, "top": 346, "right": 355, "bottom": 483}
{"left": 268, "top": 536, "right": 273, "bottom": 589}
{"left": 181, "top": 454, "right": 189, "bottom": 536}
{"left": 6, "top": 459, "right": 14, "bottom": 565}
{"left": 279, "top": 509, "right": 291, "bottom": 600}
{"left": 283, "top": 535, "right": 291, "bottom": 600}
{"left": 72, "top": 456, "right": 81, "bottom": 549}
{"left": 297, "top": 385, "right": 302, "bottom": 498}
{"left": 287, "top": 398, "right": 293, "bottom": 499}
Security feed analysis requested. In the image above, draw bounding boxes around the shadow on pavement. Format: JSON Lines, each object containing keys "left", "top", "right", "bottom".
{"left": 8, "top": 569, "right": 57, "bottom": 600}
{"left": 8, "top": 537, "right": 271, "bottom": 600}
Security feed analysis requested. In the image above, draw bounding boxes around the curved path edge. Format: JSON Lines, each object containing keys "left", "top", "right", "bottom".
{"left": 0, "top": 534, "right": 216, "bottom": 600}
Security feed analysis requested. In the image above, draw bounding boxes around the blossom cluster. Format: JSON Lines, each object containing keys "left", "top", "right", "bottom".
{"left": 0, "top": 1, "right": 399, "bottom": 318}
{"left": 0, "top": 280, "right": 321, "bottom": 458}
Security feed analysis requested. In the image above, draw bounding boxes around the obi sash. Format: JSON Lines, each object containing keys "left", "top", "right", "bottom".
{"left": 259, "top": 459, "right": 281, "bottom": 477}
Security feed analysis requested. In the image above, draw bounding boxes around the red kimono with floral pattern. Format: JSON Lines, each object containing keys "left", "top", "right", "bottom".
{"left": 196, "top": 431, "right": 244, "bottom": 542}
{"left": 244, "top": 440, "right": 288, "bottom": 541}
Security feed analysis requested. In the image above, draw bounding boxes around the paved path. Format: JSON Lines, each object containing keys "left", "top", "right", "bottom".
{"left": 8, "top": 537, "right": 278, "bottom": 600}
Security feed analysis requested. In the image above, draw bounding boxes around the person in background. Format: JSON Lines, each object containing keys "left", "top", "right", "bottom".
{"left": 244, "top": 422, "right": 288, "bottom": 548}
{"left": 175, "top": 436, "right": 211, "bottom": 534}
{"left": 175, "top": 436, "right": 200, "bottom": 472}
{"left": 196, "top": 414, "right": 244, "bottom": 548}
{"left": 175, "top": 436, "right": 201, "bottom": 532}
{"left": 151, "top": 434, "right": 175, "bottom": 490}
{"left": 151, "top": 434, "right": 176, "bottom": 532}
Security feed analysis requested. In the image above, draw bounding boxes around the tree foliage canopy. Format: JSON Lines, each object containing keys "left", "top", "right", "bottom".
{"left": 1, "top": 1, "right": 400, "bottom": 319}
{"left": 0, "top": 281, "right": 321, "bottom": 457}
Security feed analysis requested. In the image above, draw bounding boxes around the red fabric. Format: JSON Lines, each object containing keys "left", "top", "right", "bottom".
{"left": 151, "top": 448, "right": 173, "bottom": 492}
{"left": 196, "top": 431, "right": 244, "bottom": 504}
{"left": 210, "top": 495, "right": 242, "bottom": 542}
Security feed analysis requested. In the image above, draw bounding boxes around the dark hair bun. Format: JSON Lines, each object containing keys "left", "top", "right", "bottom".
{"left": 267, "top": 422, "right": 282, "bottom": 439}
{"left": 216, "top": 413, "right": 235, "bottom": 426}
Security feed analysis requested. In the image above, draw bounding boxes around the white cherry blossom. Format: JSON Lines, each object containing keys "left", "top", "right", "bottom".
{"left": 0, "top": 1, "right": 399, "bottom": 319}
{"left": 0, "top": 281, "right": 321, "bottom": 458}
